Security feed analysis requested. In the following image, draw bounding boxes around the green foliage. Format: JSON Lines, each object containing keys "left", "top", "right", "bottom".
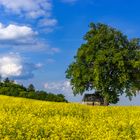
{"left": 27, "top": 84, "right": 35, "bottom": 92}
{"left": 0, "top": 77, "right": 68, "bottom": 102}
{"left": 66, "top": 22, "right": 140, "bottom": 105}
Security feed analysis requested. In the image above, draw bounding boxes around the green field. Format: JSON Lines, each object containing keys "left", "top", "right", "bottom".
{"left": 0, "top": 95, "right": 140, "bottom": 139}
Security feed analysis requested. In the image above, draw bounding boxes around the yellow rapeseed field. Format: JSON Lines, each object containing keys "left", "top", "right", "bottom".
{"left": 0, "top": 95, "right": 140, "bottom": 140}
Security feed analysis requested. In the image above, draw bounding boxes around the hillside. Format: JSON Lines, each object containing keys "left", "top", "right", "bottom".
{"left": 0, "top": 95, "right": 140, "bottom": 139}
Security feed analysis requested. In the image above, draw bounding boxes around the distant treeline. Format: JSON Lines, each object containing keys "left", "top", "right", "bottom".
{"left": 0, "top": 78, "right": 68, "bottom": 102}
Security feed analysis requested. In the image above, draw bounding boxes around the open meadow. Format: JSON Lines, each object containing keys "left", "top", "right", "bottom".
{"left": 0, "top": 95, "right": 140, "bottom": 139}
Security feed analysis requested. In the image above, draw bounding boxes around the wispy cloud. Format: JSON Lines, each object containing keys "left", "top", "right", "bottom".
{"left": 44, "top": 80, "right": 72, "bottom": 93}
{"left": 44, "top": 80, "right": 83, "bottom": 102}
{"left": 0, "top": 39, "right": 60, "bottom": 54}
{"left": 46, "top": 58, "right": 55, "bottom": 64}
{"left": 39, "top": 18, "right": 58, "bottom": 27}
{"left": 61, "top": 0, "right": 78, "bottom": 4}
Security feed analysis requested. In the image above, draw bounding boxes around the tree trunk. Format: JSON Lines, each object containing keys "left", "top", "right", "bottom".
{"left": 103, "top": 97, "right": 109, "bottom": 106}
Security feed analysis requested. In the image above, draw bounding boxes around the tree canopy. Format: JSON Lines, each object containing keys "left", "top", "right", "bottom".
{"left": 66, "top": 22, "right": 140, "bottom": 105}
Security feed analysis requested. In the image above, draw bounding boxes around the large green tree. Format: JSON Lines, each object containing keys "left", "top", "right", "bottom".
{"left": 66, "top": 23, "right": 140, "bottom": 105}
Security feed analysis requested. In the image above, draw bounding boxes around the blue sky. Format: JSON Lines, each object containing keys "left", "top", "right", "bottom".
{"left": 0, "top": 0, "right": 140, "bottom": 104}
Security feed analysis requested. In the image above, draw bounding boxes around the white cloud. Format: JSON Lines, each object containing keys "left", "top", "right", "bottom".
{"left": 0, "top": 53, "right": 42, "bottom": 79}
{"left": 39, "top": 18, "right": 57, "bottom": 27}
{"left": 44, "top": 80, "right": 83, "bottom": 102}
{"left": 0, "top": 23, "right": 35, "bottom": 40}
{"left": 0, "top": 54, "right": 22, "bottom": 77}
{"left": 0, "top": 23, "right": 60, "bottom": 53}
{"left": 0, "top": 0, "right": 57, "bottom": 28}
{"left": 0, "top": 0, "right": 51, "bottom": 18}
{"left": 44, "top": 80, "right": 72, "bottom": 93}
{"left": 10, "top": 40, "right": 60, "bottom": 54}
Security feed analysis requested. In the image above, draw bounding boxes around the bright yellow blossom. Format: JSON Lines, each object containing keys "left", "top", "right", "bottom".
{"left": 0, "top": 95, "right": 139, "bottom": 139}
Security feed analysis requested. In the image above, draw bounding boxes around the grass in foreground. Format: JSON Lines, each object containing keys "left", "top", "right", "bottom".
{"left": 0, "top": 95, "right": 140, "bottom": 139}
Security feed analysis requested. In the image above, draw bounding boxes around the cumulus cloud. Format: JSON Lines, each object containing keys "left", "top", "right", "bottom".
{"left": 0, "top": 0, "right": 57, "bottom": 28}
{"left": 0, "top": 54, "right": 22, "bottom": 77}
{"left": 0, "top": 0, "right": 51, "bottom": 18}
{"left": 0, "top": 22, "right": 60, "bottom": 53}
{"left": 0, "top": 53, "right": 42, "bottom": 79}
{"left": 0, "top": 23, "right": 36, "bottom": 40}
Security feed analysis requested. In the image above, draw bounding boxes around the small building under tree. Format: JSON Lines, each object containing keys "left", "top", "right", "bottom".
{"left": 82, "top": 92, "right": 104, "bottom": 106}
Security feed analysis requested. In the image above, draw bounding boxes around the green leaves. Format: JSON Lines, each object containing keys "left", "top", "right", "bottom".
{"left": 66, "top": 22, "right": 140, "bottom": 105}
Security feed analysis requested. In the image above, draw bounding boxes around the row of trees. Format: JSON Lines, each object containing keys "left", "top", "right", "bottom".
{"left": 0, "top": 78, "right": 68, "bottom": 102}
